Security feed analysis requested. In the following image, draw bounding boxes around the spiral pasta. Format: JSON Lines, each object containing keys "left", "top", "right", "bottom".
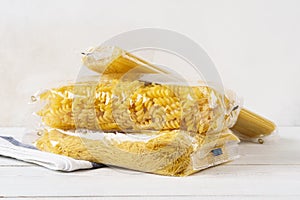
{"left": 32, "top": 45, "right": 243, "bottom": 177}
{"left": 36, "top": 78, "right": 238, "bottom": 137}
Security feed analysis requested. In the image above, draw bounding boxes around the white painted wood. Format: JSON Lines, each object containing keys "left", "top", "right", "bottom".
{"left": 0, "top": 165, "right": 299, "bottom": 197}
{"left": 231, "top": 127, "right": 300, "bottom": 165}
{"left": 0, "top": 127, "right": 299, "bottom": 199}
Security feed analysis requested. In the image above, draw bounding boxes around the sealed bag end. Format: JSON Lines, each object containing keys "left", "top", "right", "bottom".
{"left": 231, "top": 108, "right": 277, "bottom": 143}
{"left": 233, "top": 128, "right": 279, "bottom": 144}
{"left": 81, "top": 46, "right": 168, "bottom": 76}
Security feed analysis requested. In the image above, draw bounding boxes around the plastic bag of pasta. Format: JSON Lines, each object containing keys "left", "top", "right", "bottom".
{"left": 79, "top": 46, "right": 276, "bottom": 143}
{"left": 35, "top": 76, "right": 240, "bottom": 136}
{"left": 35, "top": 128, "right": 239, "bottom": 176}
{"left": 30, "top": 46, "right": 243, "bottom": 176}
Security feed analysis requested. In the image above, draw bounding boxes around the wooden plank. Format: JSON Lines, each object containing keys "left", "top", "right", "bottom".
{"left": 231, "top": 127, "right": 300, "bottom": 165}
{"left": 0, "top": 165, "right": 299, "bottom": 197}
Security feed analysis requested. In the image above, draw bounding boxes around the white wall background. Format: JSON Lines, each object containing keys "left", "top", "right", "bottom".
{"left": 0, "top": 0, "right": 299, "bottom": 127}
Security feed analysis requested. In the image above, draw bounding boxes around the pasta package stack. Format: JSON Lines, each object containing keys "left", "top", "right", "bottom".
{"left": 31, "top": 46, "right": 252, "bottom": 176}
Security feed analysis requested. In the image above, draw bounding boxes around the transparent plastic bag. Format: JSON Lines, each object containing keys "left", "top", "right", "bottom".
{"left": 80, "top": 45, "right": 276, "bottom": 143}
{"left": 231, "top": 108, "right": 277, "bottom": 144}
{"left": 35, "top": 128, "right": 239, "bottom": 176}
{"left": 31, "top": 46, "right": 243, "bottom": 176}
{"left": 35, "top": 78, "right": 240, "bottom": 136}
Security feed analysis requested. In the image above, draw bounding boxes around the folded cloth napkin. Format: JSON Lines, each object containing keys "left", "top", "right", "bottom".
{"left": 0, "top": 135, "right": 105, "bottom": 171}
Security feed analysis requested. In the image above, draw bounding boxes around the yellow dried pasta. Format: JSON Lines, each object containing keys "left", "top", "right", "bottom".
{"left": 81, "top": 46, "right": 168, "bottom": 76}
{"left": 35, "top": 128, "right": 239, "bottom": 176}
{"left": 36, "top": 79, "right": 238, "bottom": 136}
{"left": 32, "top": 45, "right": 244, "bottom": 176}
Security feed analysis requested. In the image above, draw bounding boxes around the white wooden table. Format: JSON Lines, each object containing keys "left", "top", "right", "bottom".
{"left": 0, "top": 127, "right": 299, "bottom": 199}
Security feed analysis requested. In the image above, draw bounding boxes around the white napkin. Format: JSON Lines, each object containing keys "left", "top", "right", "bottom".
{"left": 0, "top": 135, "right": 104, "bottom": 171}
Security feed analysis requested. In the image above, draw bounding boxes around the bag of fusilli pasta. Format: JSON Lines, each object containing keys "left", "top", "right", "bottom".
{"left": 35, "top": 77, "right": 240, "bottom": 137}
{"left": 30, "top": 46, "right": 243, "bottom": 176}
